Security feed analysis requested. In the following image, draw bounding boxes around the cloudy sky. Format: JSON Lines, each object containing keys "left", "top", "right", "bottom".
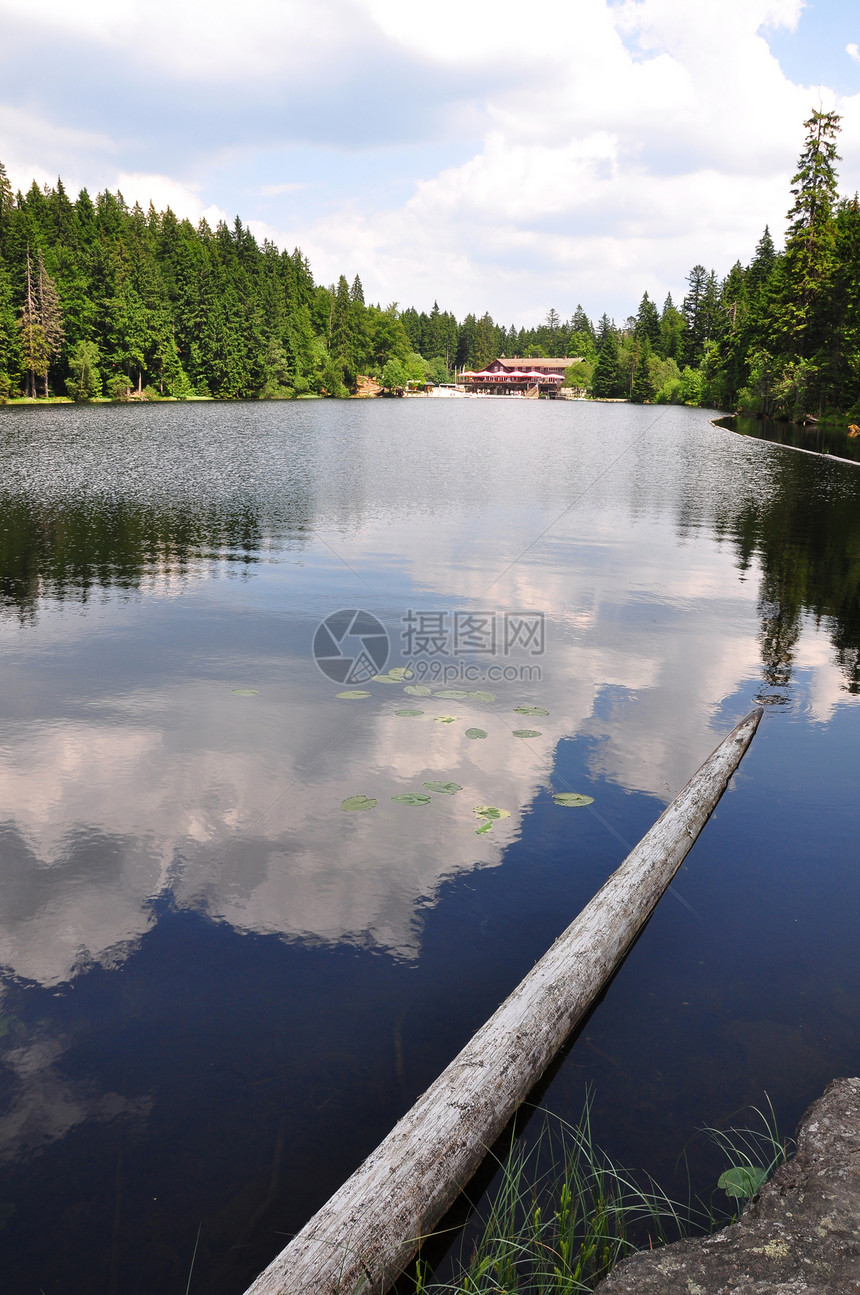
{"left": 2, "top": 0, "right": 859, "bottom": 324}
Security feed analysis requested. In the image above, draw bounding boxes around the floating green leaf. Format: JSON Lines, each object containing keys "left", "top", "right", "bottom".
{"left": 392, "top": 792, "right": 432, "bottom": 806}
{"left": 552, "top": 792, "right": 594, "bottom": 807}
{"left": 404, "top": 684, "right": 432, "bottom": 697}
{"left": 434, "top": 689, "right": 469, "bottom": 700}
{"left": 336, "top": 690, "right": 371, "bottom": 699}
{"left": 372, "top": 675, "right": 402, "bottom": 684}
{"left": 423, "top": 781, "right": 463, "bottom": 795}
{"left": 718, "top": 1166, "right": 768, "bottom": 1199}
{"left": 388, "top": 667, "right": 413, "bottom": 679}
{"left": 513, "top": 729, "right": 541, "bottom": 738}
{"left": 341, "top": 795, "right": 378, "bottom": 812}
{"left": 474, "top": 806, "right": 511, "bottom": 821}
{"left": 232, "top": 688, "right": 259, "bottom": 696}
{"left": 475, "top": 820, "right": 494, "bottom": 835}
{"left": 514, "top": 706, "right": 549, "bottom": 716}
{"left": 465, "top": 727, "right": 487, "bottom": 739}
{"left": 467, "top": 690, "right": 496, "bottom": 702}
{"left": 434, "top": 715, "right": 459, "bottom": 724}
{"left": 396, "top": 709, "right": 425, "bottom": 717}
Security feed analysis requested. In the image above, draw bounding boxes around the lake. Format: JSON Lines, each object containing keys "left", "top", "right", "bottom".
{"left": 0, "top": 398, "right": 858, "bottom": 1293}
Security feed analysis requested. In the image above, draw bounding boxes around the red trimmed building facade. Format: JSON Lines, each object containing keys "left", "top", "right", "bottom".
{"left": 460, "top": 356, "right": 579, "bottom": 397}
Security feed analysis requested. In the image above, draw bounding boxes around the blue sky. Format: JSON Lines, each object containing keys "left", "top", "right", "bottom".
{"left": 1, "top": 0, "right": 858, "bottom": 325}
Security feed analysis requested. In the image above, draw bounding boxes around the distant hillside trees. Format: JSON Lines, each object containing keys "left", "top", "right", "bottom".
{"left": 0, "top": 109, "right": 857, "bottom": 417}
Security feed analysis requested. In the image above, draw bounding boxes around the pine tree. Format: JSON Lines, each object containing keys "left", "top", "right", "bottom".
{"left": 634, "top": 292, "right": 660, "bottom": 344}
{"left": 0, "top": 253, "right": 20, "bottom": 399}
{"left": 682, "top": 264, "right": 709, "bottom": 364}
{"left": 779, "top": 108, "right": 841, "bottom": 359}
{"left": 0, "top": 161, "right": 14, "bottom": 252}
{"left": 17, "top": 249, "right": 48, "bottom": 398}
{"left": 35, "top": 250, "right": 64, "bottom": 397}
{"left": 658, "top": 293, "right": 685, "bottom": 360}
{"left": 631, "top": 336, "right": 654, "bottom": 402}
{"left": 591, "top": 327, "right": 619, "bottom": 398}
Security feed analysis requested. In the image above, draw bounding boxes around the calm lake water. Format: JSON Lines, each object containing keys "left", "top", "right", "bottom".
{"left": 0, "top": 399, "right": 858, "bottom": 1293}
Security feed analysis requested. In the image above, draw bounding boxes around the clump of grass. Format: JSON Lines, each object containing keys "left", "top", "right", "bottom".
{"left": 703, "top": 1094, "right": 792, "bottom": 1224}
{"left": 411, "top": 1095, "right": 792, "bottom": 1295}
{"left": 413, "top": 1099, "right": 693, "bottom": 1294}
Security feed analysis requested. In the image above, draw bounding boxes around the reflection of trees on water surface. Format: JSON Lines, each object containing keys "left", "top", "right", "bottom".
{"left": 720, "top": 450, "right": 860, "bottom": 696}
{"left": 0, "top": 494, "right": 314, "bottom": 620}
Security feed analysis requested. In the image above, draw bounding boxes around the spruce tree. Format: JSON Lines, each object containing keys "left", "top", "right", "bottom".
{"left": 780, "top": 108, "right": 841, "bottom": 359}
{"left": 17, "top": 249, "right": 48, "bottom": 397}
{"left": 35, "top": 250, "right": 64, "bottom": 397}
{"left": 631, "top": 336, "right": 654, "bottom": 402}
{"left": 634, "top": 292, "right": 660, "bottom": 344}
{"left": 591, "top": 328, "right": 619, "bottom": 398}
{"left": 0, "top": 254, "right": 20, "bottom": 399}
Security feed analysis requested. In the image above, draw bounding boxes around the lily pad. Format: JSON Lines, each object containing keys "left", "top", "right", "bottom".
{"left": 372, "top": 675, "right": 402, "bottom": 684}
{"left": 475, "top": 820, "right": 494, "bottom": 835}
{"left": 336, "top": 690, "right": 371, "bottom": 699}
{"left": 718, "top": 1166, "right": 768, "bottom": 1199}
{"left": 514, "top": 706, "right": 549, "bottom": 716}
{"left": 513, "top": 729, "right": 541, "bottom": 738}
{"left": 552, "top": 792, "right": 594, "bottom": 808}
{"left": 465, "top": 727, "right": 487, "bottom": 739}
{"left": 387, "top": 667, "right": 413, "bottom": 680}
{"left": 341, "top": 795, "right": 377, "bottom": 812}
{"left": 467, "top": 690, "right": 496, "bottom": 702}
{"left": 434, "top": 715, "right": 459, "bottom": 724}
{"left": 423, "top": 781, "right": 463, "bottom": 795}
{"left": 474, "top": 806, "right": 511, "bottom": 821}
{"left": 232, "top": 688, "right": 260, "bottom": 696}
{"left": 392, "top": 793, "right": 432, "bottom": 806}
{"left": 396, "top": 709, "right": 425, "bottom": 717}
{"left": 404, "top": 684, "right": 432, "bottom": 697}
{"left": 434, "top": 689, "right": 469, "bottom": 700}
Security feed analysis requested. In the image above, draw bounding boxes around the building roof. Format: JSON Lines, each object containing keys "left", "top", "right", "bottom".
{"left": 496, "top": 356, "right": 581, "bottom": 370}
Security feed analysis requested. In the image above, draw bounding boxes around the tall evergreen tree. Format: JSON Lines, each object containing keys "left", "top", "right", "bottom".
{"left": 17, "top": 249, "right": 48, "bottom": 398}
{"left": 634, "top": 291, "right": 660, "bottom": 344}
{"left": 591, "top": 326, "right": 619, "bottom": 398}
{"left": 779, "top": 109, "right": 841, "bottom": 358}
{"left": 35, "top": 250, "right": 64, "bottom": 396}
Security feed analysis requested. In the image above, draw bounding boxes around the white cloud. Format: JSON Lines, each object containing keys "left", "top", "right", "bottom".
{"left": 114, "top": 172, "right": 227, "bottom": 225}
{"left": 277, "top": 0, "right": 860, "bottom": 317}
{"left": 2, "top": 0, "right": 859, "bottom": 319}
{"left": 0, "top": 0, "right": 366, "bottom": 81}
{"left": 848, "top": 42, "right": 860, "bottom": 63}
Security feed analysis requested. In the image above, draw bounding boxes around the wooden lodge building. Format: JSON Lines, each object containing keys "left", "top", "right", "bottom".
{"left": 460, "top": 356, "right": 580, "bottom": 397}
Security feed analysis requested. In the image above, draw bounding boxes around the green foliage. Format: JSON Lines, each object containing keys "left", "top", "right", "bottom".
{"left": 107, "top": 373, "right": 133, "bottom": 401}
{"left": 717, "top": 1166, "right": 768, "bottom": 1199}
{"left": 381, "top": 356, "right": 408, "bottom": 390}
{"left": 564, "top": 360, "right": 592, "bottom": 390}
{"left": 65, "top": 339, "right": 102, "bottom": 401}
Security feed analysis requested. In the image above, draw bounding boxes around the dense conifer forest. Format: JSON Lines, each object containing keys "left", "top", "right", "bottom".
{"left": 0, "top": 109, "right": 857, "bottom": 418}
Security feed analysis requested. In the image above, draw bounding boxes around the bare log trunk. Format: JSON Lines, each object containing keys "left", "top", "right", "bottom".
{"left": 246, "top": 708, "right": 763, "bottom": 1295}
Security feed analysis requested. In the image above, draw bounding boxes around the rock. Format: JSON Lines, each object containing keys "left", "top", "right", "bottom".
{"left": 596, "top": 1077, "right": 860, "bottom": 1295}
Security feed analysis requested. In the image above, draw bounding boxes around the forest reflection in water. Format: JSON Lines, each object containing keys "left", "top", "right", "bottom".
{"left": 0, "top": 399, "right": 858, "bottom": 1295}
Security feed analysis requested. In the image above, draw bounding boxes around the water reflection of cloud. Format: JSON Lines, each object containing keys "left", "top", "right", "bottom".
{"left": 0, "top": 1028, "right": 151, "bottom": 1164}
{"left": 1, "top": 405, "right": 857, "bottom": 988}
{"left": 0, "top": 520, "right": 775, "bottom": 988}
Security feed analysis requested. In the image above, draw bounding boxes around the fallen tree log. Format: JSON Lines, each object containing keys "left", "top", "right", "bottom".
{"left": 245, "top": 707, "right": 763, "bottom": 1295}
